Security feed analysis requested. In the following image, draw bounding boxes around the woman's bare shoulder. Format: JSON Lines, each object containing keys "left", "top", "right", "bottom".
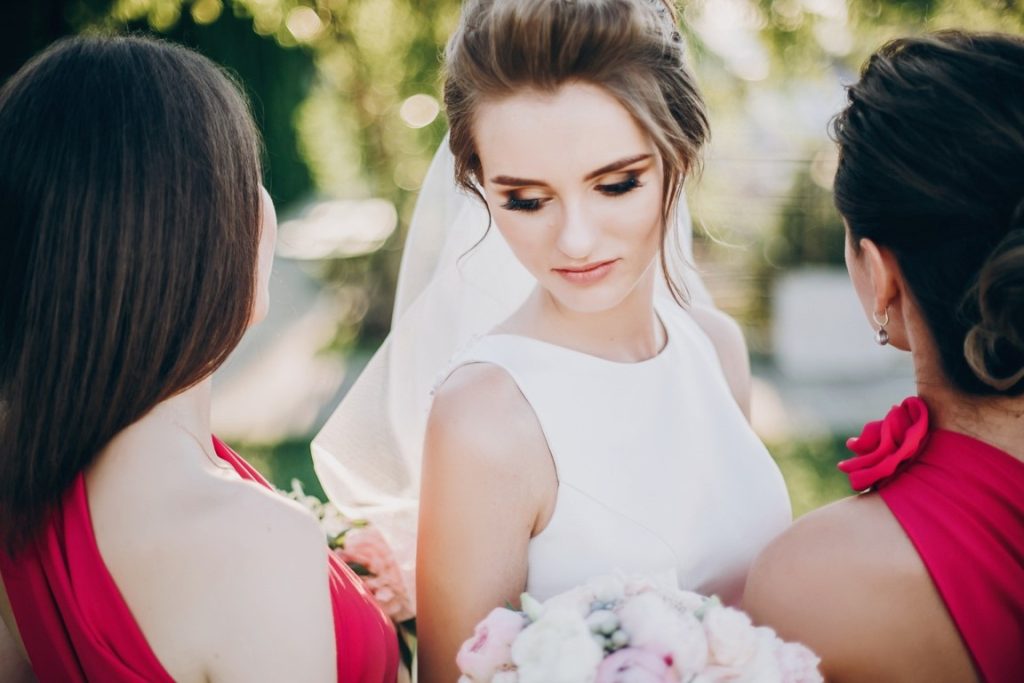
{"left": 96, "top": 461, "right": 337, "bottom": 682}
{"left": 744, "top": 494, "right": 973, "bottom": 682}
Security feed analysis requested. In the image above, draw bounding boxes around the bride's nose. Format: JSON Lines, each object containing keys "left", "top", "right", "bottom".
{"left": 554, "top": 199, "right": 597, "bottom": 260}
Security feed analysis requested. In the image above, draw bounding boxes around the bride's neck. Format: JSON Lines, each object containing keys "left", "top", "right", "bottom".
{"left": 511, "top": 271, "right": 665, "bottom": 363}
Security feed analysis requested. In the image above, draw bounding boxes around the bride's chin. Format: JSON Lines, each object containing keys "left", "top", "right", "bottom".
{"left": 544, "top": 285, "right": 631, "bottom": 316}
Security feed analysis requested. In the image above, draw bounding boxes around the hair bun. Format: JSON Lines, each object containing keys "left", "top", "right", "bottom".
{"left": 964, "top": 218, "right": 1024, "bottom": 392}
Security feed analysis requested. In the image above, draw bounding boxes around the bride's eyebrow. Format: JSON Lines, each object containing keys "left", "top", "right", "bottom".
{"left": 488, "top": 153, "right": 653, "bottom": 188}
{"left": 583, "top": 153, "right": 652, "bottom": 181}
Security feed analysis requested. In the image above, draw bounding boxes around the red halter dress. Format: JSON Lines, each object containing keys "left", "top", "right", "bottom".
{"left": 0, "top": 437, "right": 399, "bottom": 683}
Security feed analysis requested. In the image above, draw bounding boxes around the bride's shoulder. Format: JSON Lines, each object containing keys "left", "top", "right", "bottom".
{"left": 426, "top": 362, "right": 550, "bottom": 478}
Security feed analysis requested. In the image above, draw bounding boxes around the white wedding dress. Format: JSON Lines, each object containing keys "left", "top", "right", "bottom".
{"left": 443, "top": 300, "right": 791, "bottom": 603}
{"left": 312, "top": 140, "right": 792, "bottom": 608}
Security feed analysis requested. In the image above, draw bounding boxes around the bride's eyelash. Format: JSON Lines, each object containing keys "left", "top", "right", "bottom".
{"left": 597, "top": 173, "right": 643, "bottom": 196}
{"left": 501, "top": 171, "right": 643, "bottom": 212}
{"left": 502, "top": 195, "right": 544, "bottom": 212}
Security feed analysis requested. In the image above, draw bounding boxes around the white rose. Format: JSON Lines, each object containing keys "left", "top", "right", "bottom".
{"left": 541, "top": 583, "right": 602, "bottom": 618}
{"left": 656, "top": 586, "right": 708, "bottom": 613}
{"left": 617, "top": 592, "right": 709, "bottom": 677}
{"left": 775, "top": 641, "right": 823, "bottom": 683}
{"left": 587, "top": 574, "right": 628, "bottom": 604}
{"left": 728, "top": 627, "right": 784, "bottom": 683}
{"left": 704, "top": 606, "right": 757, "bottom": 668}
{"left": 511, "top": 608, "right": 604, "bottom": 683}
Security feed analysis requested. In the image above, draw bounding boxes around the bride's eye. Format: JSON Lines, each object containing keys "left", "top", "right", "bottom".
{"left": 597, "top": 172, "right": 643, "bottom": 196}
{"left": 502, "top": 194, "right": 545, "bottom": 212}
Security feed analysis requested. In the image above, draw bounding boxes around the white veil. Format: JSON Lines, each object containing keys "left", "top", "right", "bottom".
{"left": 311, "top": 137, "right": 711, "bottom": 609}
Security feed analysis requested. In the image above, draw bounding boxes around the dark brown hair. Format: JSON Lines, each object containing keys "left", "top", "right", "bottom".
{"left": 833, "top": 31, "right": 1024, "bottom": 396}
{"left": 443, "top": 0, "right": 709, "bottom": 304}
{"left": 0, "top": 35, "right": 263, "bottom": 549}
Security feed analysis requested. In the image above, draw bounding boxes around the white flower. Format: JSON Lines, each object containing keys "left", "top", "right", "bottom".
{"left": 511, "top": 608, "right": 604, "bottom": 683}
{"left": 775, "top": 642, "right": 823, "bottom": 683}
{"left": 540, "top": 583, "right": 601, "bottom": 619}
{"left": 492, "top": 672, "right": 520, "bottom": 683}
{"left": 617, "top": 592, "right": 709, "bottom": 678}
{"left": 656, "top": 586, "right": 708, "bottom": 613}
{"left": 588, "top": 574, "right": 629, "bottom": 604}
{"left": 704, "top": 606, "right": 757, "bottom": 668}
{"left": 726, "top": 627, "right": 785, "bottom": 683}
{"left": 319, "top": 507, "right": 349, "bottom": 539}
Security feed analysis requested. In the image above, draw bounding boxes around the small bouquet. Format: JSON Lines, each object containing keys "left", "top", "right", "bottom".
{"left": 456, "top": 574, "right": 821, "bottom": 683}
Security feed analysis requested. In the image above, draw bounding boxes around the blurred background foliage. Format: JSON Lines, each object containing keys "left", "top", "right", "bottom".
{"left": 3, "top": 0, "right": 1019, "bottom": 512}
{"left": 6, "top": 0, "right": 1018, "bottom": 343}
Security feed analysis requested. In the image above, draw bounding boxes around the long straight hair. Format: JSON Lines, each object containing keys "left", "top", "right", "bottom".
{"left": 0, "top": 36, "right": 263, "bottom": 550}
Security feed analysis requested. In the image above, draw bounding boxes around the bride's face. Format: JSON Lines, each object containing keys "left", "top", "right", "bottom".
{"left": 473, "top": 82, "right": 665, "bottom": 314}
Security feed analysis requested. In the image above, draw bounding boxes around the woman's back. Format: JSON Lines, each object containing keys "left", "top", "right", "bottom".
{"left": 0, "top": 414, "right": 400, "bottom": 682}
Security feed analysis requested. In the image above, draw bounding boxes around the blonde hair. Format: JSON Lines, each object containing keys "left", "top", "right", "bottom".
{"left": 443, "top": 0, "right": 708, "bottom": 305}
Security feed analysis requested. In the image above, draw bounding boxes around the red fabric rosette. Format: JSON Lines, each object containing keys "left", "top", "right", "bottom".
{"left": 839, "top": 396, "right": 930, "bottom": 491}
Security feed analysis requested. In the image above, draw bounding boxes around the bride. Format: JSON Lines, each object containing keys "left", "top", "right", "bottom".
{"left": 314, "top": 1, "right": 791, "bottom": 680}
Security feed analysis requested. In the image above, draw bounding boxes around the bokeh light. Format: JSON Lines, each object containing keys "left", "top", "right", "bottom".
{"left": 399, "top": 94, "right": 440, "bottom": 129}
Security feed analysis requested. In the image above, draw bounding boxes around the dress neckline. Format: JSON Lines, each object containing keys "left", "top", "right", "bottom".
{"left": 485, "top": 301, "right": 673, "bottom": 367}
{"left": 928, "top": 428, "right": 1024, "bottom": 472}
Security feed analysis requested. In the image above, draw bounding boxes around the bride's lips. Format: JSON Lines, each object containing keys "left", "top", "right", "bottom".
{"left": 553, "top": 259, "right": 618, "bottom": 284}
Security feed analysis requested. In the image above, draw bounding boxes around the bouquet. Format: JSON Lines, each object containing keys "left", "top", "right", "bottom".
{"left": 456, "top": 574, "right": 821, "bottom": 683}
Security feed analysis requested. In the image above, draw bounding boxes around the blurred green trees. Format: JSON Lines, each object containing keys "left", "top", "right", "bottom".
{"left": 3, "top": 0, "right": 1020, "bottom": 344}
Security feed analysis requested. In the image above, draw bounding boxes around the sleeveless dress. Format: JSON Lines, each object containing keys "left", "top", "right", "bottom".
{"left": 0, "top": 437, "right": 399, "bottom": 683}
{"left": 840, "top": 397, "right": 1024, "bottom": 683}
{"left": 446, "top": 302, "right": 792, "bottom": 603}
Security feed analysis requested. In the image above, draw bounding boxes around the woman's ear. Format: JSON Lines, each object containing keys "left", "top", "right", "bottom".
{"left": 858, "top": 237, "right": 910, "bottom": 350}
{"left": 858, "top": 238, "right": 898, "bottom": 312}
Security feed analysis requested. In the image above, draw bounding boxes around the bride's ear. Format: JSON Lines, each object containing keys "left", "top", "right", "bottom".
{"left": 858, "top": 237, "right": 910, "bottom": 349}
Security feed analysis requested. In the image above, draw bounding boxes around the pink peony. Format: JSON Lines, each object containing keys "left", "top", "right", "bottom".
{"left": 457, "top": 608, "right": 527, "bottom": 681}
{"left": 335, "top": 526, "right": 415, "bottom": 621}
{"left": 775, "top": 642, "right": 823, "bottom": 683}
{"left": 595, "top": 648, "right": 680, "bottom": 683}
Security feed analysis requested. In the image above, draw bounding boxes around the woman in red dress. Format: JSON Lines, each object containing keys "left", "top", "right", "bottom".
{"left": 744, "top": 32, "right": 1024, "bottom": 683}
{"left": 0, "top": 36, "right": 398, "bottom": 683}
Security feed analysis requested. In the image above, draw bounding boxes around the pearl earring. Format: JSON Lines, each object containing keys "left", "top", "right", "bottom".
{"left": 873, "top": 309, "right": 890, "bottom": 346}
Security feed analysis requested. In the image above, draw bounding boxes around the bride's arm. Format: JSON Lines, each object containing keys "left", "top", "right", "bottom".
{"left": 416, "top": 363, "right": 557, "bottom": 683}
